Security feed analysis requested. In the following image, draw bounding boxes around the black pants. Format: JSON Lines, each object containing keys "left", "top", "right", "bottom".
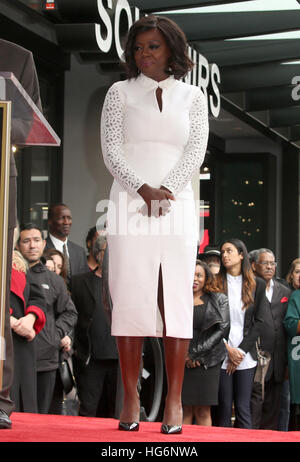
{"left": 74, "top": 358, "right": 118, "bottom": 418}
{"left": 251, "top": 376, "right": 284, "bottom": 430}
{"left": 37, "top": 370, "right": 57, "bottom": 414}
{"left": 217, "top": 367, "right": 256, "bottom": 428}
{"left": 48, "top": 370, "right": 64, "bottom": 415}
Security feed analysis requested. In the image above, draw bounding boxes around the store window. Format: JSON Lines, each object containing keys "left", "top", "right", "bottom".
{"left": 199, "top": 154, "right": 213, "bottom": 253}
{"left": 214, "top": 153, "right": 276, "bottom": 252}
{"left": 14, "top": 65, "right": 63, "bottom": 233}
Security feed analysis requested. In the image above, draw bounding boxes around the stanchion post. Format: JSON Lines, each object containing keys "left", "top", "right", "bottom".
{"left": 0, "top": 101, "right": 11, "bottom": 390}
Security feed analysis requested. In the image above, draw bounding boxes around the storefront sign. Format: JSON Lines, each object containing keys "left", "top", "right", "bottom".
{"left": 55, "top": 0, "right": 221, "bottom": 116}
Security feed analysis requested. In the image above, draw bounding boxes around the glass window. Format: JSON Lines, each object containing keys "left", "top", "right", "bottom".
{"left": 214, "top": 153, "right": 276, "bottom": 251}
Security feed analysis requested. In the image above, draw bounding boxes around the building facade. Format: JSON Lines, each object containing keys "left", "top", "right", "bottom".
{"left": 1, "top": 0, "right": 299, "bottom": 276}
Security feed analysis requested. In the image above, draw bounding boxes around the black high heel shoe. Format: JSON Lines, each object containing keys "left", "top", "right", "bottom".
{"left": 161, "top": 424, "right": 182, "bottom": 435}
{"left": 118, "top": 421, "right": 140, "bottom": 432}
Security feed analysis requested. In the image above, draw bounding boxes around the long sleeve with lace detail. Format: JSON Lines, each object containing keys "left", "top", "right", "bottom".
{"left": 101, "top": 83, "right": 145, "bottom": 197}
{"left": 161, "top": 88, "right": 209, "bottom": 196}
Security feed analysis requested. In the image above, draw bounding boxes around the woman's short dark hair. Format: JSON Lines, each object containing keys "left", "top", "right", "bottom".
{"left": 195, "top": 259, "right": 221, "bottom": 294}
{"left": 123, "top": 15, "right": 194, "bottom": 80}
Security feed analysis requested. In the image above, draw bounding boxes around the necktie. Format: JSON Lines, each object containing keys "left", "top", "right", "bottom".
{"left": 63, "top": 243, "right": 71, "bottom": 280}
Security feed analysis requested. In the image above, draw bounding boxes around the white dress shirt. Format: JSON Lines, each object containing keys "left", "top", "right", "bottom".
{"left": 49, "top": 234, "right": 69, "bottom": 257}
{"left": 265, "top": 277, "right": 274, "bottom": 302}
{"left": 221, "top": 273, "right": 257, "bottom": 370}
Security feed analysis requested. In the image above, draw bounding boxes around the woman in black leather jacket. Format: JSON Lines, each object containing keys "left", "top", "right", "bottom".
{"left": 182, "top": 260, "right": 230, "bottom": 426}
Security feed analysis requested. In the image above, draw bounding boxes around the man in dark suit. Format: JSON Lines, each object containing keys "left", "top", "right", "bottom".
{"left": 251, "top": 248, "right": 291, "bottom": 430}
{"left": 71, "top": 234, "right": 118, "bottom": 417}
{"left": 45, "top": 203, "right": 89, "bottom": 287}
{"left": 0, "top": 39, "right": 42, "bottom": 428}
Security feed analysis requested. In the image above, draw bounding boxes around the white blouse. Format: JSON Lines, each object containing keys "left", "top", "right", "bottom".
{"left": 265, "top": 277, "right": 274, "bottom": 302}
{"left": 48, "top": 234, "right": 69, "bottom": 257}
{"left": 221, "top": 273, "right": 257, "bottom": 370}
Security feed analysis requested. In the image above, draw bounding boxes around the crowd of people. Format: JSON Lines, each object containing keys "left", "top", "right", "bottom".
{"left": 188, "top": 241, "right": 298, "bottom": 431}
{"left": 7, "top": 203, "right": 300, "bottom": 432}
{"left": 2, "top": 15, "right": 300, "bottom": 435}
{"left": 10, "top": 203, "right": 117, "bottom": 419}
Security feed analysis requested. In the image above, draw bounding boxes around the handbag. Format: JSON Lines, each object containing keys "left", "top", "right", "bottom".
{"left": 59, "top": 353, "right": 75, "bottom": 395}
{"left": 254, "top": 337, "right": 271, "bottom": 400}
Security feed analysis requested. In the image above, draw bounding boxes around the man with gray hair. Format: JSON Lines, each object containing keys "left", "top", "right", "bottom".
{"left": 250, "top": 248, "right": 291, "bottom": 430}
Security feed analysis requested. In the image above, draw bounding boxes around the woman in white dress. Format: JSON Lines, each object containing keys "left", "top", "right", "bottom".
{"left": 101, "top": 15, "right": 209, "bottom": 434}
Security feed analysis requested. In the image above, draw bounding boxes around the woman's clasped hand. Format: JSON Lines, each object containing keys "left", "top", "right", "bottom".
{"left": 225, "top": 344, "right": 245, "bottom": 374}
{"left": 185, "top": 358, "right": 201, "bottom": 368}
{"left": 138, "top": 184, "right": 175, "bottom": 217}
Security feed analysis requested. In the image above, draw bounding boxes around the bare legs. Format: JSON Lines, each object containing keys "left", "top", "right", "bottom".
{"left": 117, "top": 335, "right": 189, "bottom": 426}
{"left": 183, "top": 405, "right": 212, "bottom": 426}
{"left": 162, "top": 337, "right": 190, "bottom": 426}
{"left": 116, "top": 336, "right": 144, "bottom": 423}
{"left": 116, "top": 266, "right": 190, "bottom": 428}
{"left": 158, "top": 266, "right": 190, "bottom": 427}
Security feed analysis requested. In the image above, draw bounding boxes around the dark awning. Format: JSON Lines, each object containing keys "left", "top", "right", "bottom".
{"left": 42, "top": 0, "right": 300, "bottom": 148}
{"left": 125, "top": 0, "right": 300, "bottom": 147}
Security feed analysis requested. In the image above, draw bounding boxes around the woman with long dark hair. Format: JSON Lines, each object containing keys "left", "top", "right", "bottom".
{"left": 215, "top": 238, "right": 267, "bottom": 428}
{"left": 101, "top": 15, "right": 209, "bottom": 434}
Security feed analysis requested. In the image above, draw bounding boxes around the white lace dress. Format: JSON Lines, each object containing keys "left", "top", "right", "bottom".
{"left": 101, "top": 73, "right": 209, "bottom": 338}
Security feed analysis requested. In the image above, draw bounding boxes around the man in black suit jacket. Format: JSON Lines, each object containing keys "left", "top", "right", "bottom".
{"left": 251, "top": 248, "right": 291, "bottom": 430}
{"left": 45, "top": 203, "right": 89, "bottom": 287}
{"left": 0, "top": 39, "right": 42, "bottom": 428}
{"left": 71, "top": 234, "right": 118, "bottom": 417}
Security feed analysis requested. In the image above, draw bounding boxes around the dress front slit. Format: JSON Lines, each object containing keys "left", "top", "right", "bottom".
{"left": 157, "top": 264, "right": 166, "bottom": 337}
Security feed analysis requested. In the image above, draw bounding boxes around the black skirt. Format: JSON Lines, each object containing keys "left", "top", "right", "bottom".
{"left": 182, "top": 362, "right": 222, "bottom": 406}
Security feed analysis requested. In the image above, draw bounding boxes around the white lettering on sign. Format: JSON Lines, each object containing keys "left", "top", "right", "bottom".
{"left": 210, "top": 63, "right": 221, "bottom": 118}
{"left": 95, "top": 0, "right": 113, "bottom": 53}
{"left": 291, "top": 336, "right": 300, "bottom": 360}
{"left": 291, "top": 76, "right": 300, "bottom": 101}
{"left": 93, "top": 0, "right": 220, "bottom": 117}
{"left": 114, "top": 0, "right": 134, "bottom": 58}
